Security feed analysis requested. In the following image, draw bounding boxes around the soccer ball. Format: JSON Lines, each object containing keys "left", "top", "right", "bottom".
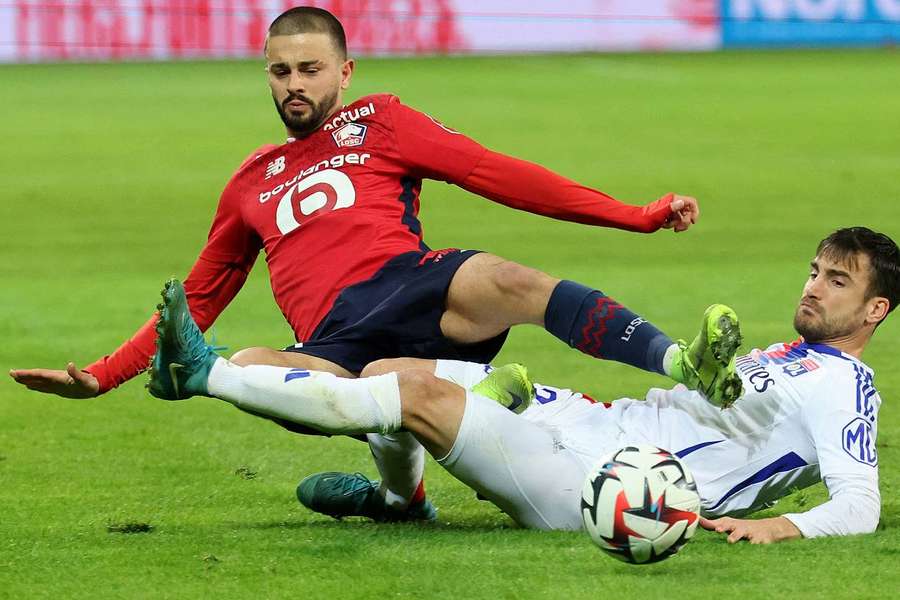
{"left": 581, "top": 444, "right": 700, "bottom": 564}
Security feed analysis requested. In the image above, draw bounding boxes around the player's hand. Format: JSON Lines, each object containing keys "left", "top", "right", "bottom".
{"left": 661, "top": 194, "right": 699, "bottom": 233}
{"left": 9, "top": 363, "right": 101, "bottom": 398}
{"left": 700, "top": 515, "right": 802, "bottom": 544}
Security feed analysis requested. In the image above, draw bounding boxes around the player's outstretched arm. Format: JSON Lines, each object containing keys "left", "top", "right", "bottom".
{"left": 387, "top": 97, "right": 699, "bottom": 234}
{"left": 9, "top": 362, "right": 100, "bottom": 399}
{"left": 700, "top": 515, "right": 802, "bottom": 545}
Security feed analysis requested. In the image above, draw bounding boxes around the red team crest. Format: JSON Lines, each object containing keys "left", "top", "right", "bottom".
{"left": 331, "top": 123, "right": 368, "bottom": 148}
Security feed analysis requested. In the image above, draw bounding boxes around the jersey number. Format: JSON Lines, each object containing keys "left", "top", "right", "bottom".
{"left": 276, "top": 169, "right": 356, "bottom": 235}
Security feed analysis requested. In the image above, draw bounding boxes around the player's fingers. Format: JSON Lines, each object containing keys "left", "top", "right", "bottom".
{"left": 20, "top": 379, "right": 57, "bottom": 393}
{"left": 727, "top": 528, "right": 746, "bottom": 544}
{"left": 67, "top": 362, "right": 90, "bottom": 385}
{"left": 664, "top": 209, "right": 692, "bottom": 232}
{"left": 12, "top": 372, "right": 62, "bottom": 386}
{"left": 684, "top": 196, "right": 700, "bottom": 222}
{"left": 669, "top": 197, "right": 685, "bottom": 213}
{"left": 672, "top": 195, "right": 699, "bottom": 225}
{"left": 715, "top": 518, "right": 737, "bottom": 534}
{"left": 699, "top": 517, "right": 719, "bottom": 530}
{"left": 9, "top": 368, "right": 44, "bottom": 379}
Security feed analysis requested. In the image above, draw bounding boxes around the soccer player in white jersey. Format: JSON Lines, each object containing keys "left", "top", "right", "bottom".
{"left": 148, "top": 227, "right": 898, "bottom": 543}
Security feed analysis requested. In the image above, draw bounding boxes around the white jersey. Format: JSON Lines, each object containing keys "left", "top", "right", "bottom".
{"left": 438, "top": 342, "right": 882, "bottom": 537}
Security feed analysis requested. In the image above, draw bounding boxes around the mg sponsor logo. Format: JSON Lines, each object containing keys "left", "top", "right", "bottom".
{"left": 842, "top": 417, "right": 877, "bottom": 466}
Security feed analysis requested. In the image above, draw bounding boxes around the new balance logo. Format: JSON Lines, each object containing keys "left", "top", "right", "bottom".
{"left": 265, "top": 156, "right": 286, "bottom": 180}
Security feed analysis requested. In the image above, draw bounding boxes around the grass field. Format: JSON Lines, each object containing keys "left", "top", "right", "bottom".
{"left": 1, "top": 50, "right": 899, "bottom": 598}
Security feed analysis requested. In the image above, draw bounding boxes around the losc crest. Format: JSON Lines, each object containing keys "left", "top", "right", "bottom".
{"left": 332, "top": 123, "right": 368, "bottom": 149}
{"left": 842, "top": 417, "right": 878, "bottom": 466}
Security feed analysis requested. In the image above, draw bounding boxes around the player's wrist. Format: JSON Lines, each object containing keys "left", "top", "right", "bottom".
{"left": 636, "top": 193, "right": 675, "bottom": 232}
{"left": 81, "top": 366, "right": 106, "bottom": 396}
{"left": 772, "top": 516, "right": 803, "bottom": 541}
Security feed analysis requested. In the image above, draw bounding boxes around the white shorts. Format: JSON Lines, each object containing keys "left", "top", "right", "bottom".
{"left": 438, "top": 390, "right": 624, "bottom": 530}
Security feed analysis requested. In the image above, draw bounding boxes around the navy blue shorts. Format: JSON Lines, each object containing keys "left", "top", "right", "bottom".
{"left": 282, "top": 248, "right": 509, "bottom": 374}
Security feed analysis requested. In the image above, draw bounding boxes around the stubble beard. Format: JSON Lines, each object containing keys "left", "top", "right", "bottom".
{"left": 274, "top": 88, "right": 340, "bottom": 137}
{"left": 793, "top": 304, "right": 857, "bottom": 344}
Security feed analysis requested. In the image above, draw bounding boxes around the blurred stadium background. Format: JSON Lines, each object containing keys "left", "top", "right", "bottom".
{"left": 1, "top": 2, "right": 899, "bottom": 598}
{"left": 4, "top": 0, "right": 900, "bottom": 61}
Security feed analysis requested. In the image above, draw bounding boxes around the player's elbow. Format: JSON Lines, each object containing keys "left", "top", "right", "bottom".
{"left": 839, "top": 491, "right": 881, "bottom": 536}
{"left": 853, "top": 502, "right": 880, "bottom": 535}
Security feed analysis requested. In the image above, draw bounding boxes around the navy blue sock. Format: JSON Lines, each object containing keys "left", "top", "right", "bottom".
{"left": 544, "top": 280, "right": 672, "bottom": 375}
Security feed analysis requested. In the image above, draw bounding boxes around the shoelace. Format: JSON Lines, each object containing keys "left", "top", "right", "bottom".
{"left": 324, "top": 472, "right": 377, "bottom": 498}
{"left": 178, "top": 312, "right": 227, "bottom": 363}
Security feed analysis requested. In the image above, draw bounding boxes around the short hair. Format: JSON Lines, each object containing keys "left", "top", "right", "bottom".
{"left": 817, "top": 227, "right": 900, "bottom": 318}
{"left": 267, "top": 7, "right": 347, "bottom": 59}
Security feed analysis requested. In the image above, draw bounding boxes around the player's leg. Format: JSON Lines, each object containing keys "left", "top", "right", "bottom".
{"left": 229, "top": 346, "right": 354, "bottom": 377}
{"left": 359, "top": 359, "right": 432, "bottom": 510}
{"left": 295, "top": 371, "right": 585, "bottom": 530}
{"left": 199, "top": 346, "right": 355, "bottom": 436}
{"left": 298, "top": 358, "right": 533, "bottom": 521}
{"left": 411, "top": 387, "right": 587, "bottom": 530}
{"left": 442, "top": 253, "right": 743, "bottom": 405}
{"left": 442, "top": 253, "right": 673, "bottom": 374}
{"left": 149, "top": 292, "right": 583, "bottom": 529}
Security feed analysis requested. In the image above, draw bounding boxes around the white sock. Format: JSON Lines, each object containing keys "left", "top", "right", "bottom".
{"left": 661, "top": 343, "right": 680, "bottom": 377}
{"left": 367, "top": 432, "right": 425, "bottom": 509}
{"left": 207, "top": 358, "right": 402, "bottom": 435}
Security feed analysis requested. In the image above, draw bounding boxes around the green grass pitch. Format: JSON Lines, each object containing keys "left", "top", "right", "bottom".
{"left": 1, "top": 50, "right": 899, "bottom": 598}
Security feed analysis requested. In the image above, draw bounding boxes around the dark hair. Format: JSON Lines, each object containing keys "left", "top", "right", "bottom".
{"left": 267, "top": 7, "right": 347, "bottom": 59}
{"left": 817, "top": 227, "right": 900, "bottom": 319}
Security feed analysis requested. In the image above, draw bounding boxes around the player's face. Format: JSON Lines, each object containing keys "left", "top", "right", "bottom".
{"left": 793, "top": 252, "right": 876, "bottom": 343}
{"left": 266, "top": 33, "right": 354, "bottom": 137}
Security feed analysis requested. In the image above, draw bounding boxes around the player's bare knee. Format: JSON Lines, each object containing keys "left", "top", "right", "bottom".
{"left": 229, "top": 346, "right": 280, "bottom": 367}
{"left": 361, "top": 358, "right": 424, "bottom": 378}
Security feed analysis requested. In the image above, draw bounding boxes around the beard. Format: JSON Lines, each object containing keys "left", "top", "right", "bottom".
{"left": 792, "top": 302, "right": 859, "bottom": 343}
{"left": 274, "top": 88, "right": 339, "bottom": 137}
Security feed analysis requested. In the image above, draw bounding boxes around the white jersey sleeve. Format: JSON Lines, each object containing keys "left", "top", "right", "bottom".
{"left": 782, "top": 364, "right": 881, "bottom": 537}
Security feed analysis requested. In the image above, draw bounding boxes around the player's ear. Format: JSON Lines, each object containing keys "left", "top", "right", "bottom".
{"left": 340, "top": 59, "right": 355, "bottom": 89}
{"left": 864, "top": 296, "right": 889, "bottom": 326}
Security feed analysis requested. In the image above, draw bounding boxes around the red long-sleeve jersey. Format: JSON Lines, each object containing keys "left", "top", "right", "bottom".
{"left": 85, "top": 94, "right": 676, "bottom": 393}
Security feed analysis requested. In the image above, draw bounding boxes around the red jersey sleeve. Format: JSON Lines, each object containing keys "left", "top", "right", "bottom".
{"left": 386, "top": 95, "right": 486, "bottom": 182}
{"left": 84, "top": 153, "right": 264, "bottom": 394}
{"left": 387, "top": 96, "right": 675, "bottom": 233}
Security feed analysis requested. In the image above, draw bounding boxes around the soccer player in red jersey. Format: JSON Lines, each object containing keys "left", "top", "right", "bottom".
{"left": 11, "top": 8, "right": 732, "bottom": 517}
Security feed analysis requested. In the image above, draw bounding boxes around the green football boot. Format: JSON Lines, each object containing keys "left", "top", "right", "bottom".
{"left": 297, "top": 472, "right": 437, "bottom": 522}
{"left": 471, "top": 363, "right": 535, "bottom": 414}
{"left": 668, "top": 304, "right": 744, "bottom": 408}
{"left": 147, "top": 278, "right": 219, "bottom": 400}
